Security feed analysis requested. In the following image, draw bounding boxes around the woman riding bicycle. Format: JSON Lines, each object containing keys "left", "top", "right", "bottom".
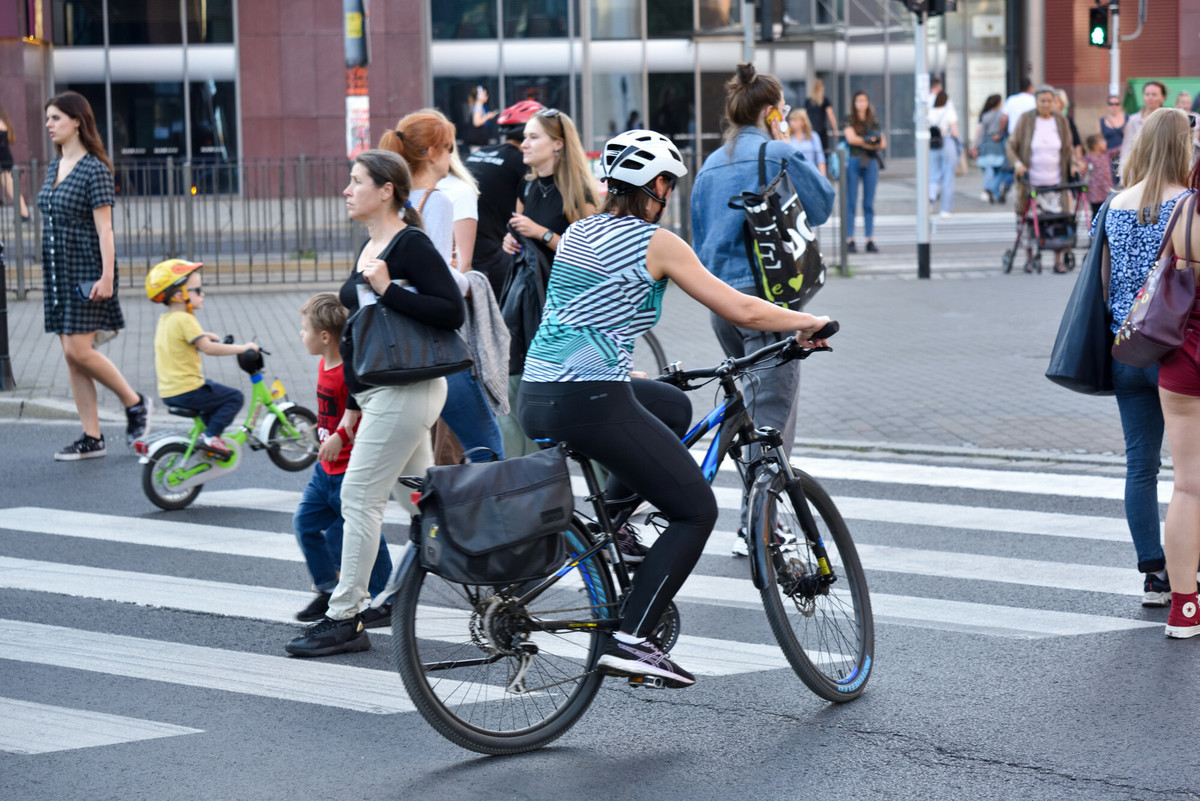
{"left": 517, "top": 130, "right": 831, "bottom": 687}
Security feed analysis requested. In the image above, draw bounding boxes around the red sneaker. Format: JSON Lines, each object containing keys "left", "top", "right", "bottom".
{"left": 1165, "top": 592, "right": 1200, "bottom": 639}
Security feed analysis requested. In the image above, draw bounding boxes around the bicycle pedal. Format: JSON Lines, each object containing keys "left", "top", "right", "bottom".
{"left": 627, "top": 675, "right": 666, "bottom": 689}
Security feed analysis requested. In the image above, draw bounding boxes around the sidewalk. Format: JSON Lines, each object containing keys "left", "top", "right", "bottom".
{"left": 0, "top": 262, "right": 1132, "bottom": 464}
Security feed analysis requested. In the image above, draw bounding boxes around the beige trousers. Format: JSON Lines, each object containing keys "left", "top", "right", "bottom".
{"left": 328, "top": 378, "right": 446, "bottom": 620}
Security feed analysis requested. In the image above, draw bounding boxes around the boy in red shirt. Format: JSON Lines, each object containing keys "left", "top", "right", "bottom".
{"left": 291, "top": 293, "right": 393, "bottom": 633}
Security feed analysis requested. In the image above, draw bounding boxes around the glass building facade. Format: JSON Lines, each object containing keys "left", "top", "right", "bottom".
{"left": 430, "top": 0, "right": 1010, "bottom": 162}
{"left": 50, "top": 0, "right": 238, "bottom": 170}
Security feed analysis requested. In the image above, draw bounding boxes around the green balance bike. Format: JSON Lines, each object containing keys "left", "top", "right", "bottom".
{"left": 136, "top": 345, "right": 319, "bottom": 511}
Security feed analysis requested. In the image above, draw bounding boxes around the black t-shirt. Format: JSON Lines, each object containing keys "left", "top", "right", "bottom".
{"left": 805, "top": 97, "right": 832, "bottom": 143}
{"left": 521, "top": 176, "right": 570, "bottom": 264}
{"left": 466, "top": 142, "right": 526, "bottom": 257}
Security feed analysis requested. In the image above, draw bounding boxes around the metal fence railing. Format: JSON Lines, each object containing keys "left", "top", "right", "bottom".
{"left": 2, "top": 157, "right": 367, "bottom": 299}
{"left": 2, "top": 154, "right": 706, "bottom": 300}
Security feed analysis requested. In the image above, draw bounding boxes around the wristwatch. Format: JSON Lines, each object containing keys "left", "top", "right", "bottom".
{"left": 541, "top": 229, "right": 555, "bottom": 244}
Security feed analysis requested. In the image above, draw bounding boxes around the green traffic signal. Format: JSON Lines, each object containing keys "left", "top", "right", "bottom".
{"left": 1088, "top": 6, "right": 1109, "bottom": 48}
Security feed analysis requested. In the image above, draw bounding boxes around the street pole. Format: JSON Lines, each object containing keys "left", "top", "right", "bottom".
{"left": 1108, "top": 0, "right": 1120, "bottom": 99}
{"left": 914, "top": 10, "right": 931, "bottom": 279}
{"left": 743, "top": 0, "right": 755, "bottom": 63}
{"left": 0, "top": 241, "right": 15, "bottom": 391}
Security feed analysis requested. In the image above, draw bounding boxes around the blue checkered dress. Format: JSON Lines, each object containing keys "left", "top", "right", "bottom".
{"left": 37, "top": 153, "right": 126, "bottom": 335}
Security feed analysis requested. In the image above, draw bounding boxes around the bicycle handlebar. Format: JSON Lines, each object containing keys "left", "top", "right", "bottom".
{"left": 656, "top": 321, "right": 838, "bottom": 388}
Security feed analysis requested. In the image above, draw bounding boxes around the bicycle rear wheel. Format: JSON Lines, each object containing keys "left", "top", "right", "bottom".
{"left": 391, "top": 520, "right": 616, "bottom": 755}
{"left": 749, "top": 467, "right": 873, "bottom": 702}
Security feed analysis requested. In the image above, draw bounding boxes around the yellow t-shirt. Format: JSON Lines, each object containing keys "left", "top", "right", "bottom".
{"left": 154, "top": 310, "right": 206, "bottom": 398}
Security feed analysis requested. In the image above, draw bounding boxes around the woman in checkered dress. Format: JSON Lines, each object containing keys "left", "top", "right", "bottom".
{"left": 37, "top": 91, "right": 150, "bottom": 461}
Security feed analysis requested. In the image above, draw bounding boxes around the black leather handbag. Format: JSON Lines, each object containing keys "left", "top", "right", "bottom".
{"left": 341, "top": 232, "right": 473, "bottom": 387}
{"left": 413, "top": 445, "right": 573, "bottom": 585}
{"left": 1045, "top": 195, "right": 1115, "bottom": 394}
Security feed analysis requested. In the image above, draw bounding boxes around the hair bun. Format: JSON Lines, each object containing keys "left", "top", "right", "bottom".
{"left": 736, "top": 63, "right": 757, "bottom": 86}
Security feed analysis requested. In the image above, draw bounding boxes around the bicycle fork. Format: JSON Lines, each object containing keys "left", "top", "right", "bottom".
{"left": 747, "top": 430, "right": 837, "bottom": 599}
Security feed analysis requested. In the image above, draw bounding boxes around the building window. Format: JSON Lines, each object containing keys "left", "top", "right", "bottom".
{"left": 505, "top": 75, "right": 573, "bottom": 118}
{"left": 434, "top": 77, "right": 503, "bottom": 147}
{"left": 108, "top": 0, "right": 183, "bottom": 45}
{"left": 591, "top": 0, "right": 640, "bottom": 39}
{"left": 432, "top": 0, "right": 498, "bottom": 40}
{"left": 111, "top": 81, "right": 186, "bottom": 157}
{"left": 648, "top": 73, "right": 694, "bottom": 150}
{"left": 186, "top": 0, "right": 234, "bottom": 44}
{"left": 648, "top": 0, "right": 692, "bottom": 37}
{"left": 55, "top": 84, "right": 109, "bottom": 145}
{"left": 52, "top": 0, "right": 105, "bottom": 46}
{"left": 504, "top": 0, "right": 570, "bottom": 37}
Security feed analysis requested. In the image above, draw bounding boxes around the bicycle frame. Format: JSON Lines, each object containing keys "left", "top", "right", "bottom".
{"left": 489, "top": 338, "right": 835, "bottom": 637}
{"left": 138, "top": 370, "right": 304, "bottom": 470}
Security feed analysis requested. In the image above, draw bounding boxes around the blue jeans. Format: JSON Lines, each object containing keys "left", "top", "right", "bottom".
{"left": 293, "top": 466, "right": 392, "bottom": 598}
{"left": 441, "top": 369, "right": 504, "bottom": 462}
{"left": 983, "top": 166, "right": 1003, "bottom": 198}
{"left": 928, "top": 139, "right": 958, "bottom": 213}
{"left": 845, "top": 156, "right": 879, "bottom": 240}
{"left": 163, "top": 379, "right": 243, "bottom": 438}
{"left": 1112, "top": 358, "right": 1165, "bottom": 573}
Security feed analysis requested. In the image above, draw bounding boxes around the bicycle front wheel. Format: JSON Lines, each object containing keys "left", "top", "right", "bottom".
{"left": 749, "top": 467, "right": 873, "bottom": 702}
{"left": 391, "top": 520, "right": 616, "bottom": 755}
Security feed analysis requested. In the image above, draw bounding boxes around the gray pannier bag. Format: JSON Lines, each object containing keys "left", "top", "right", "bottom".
{"left": 413, "top": 445, "right": 573, "bottom": 585}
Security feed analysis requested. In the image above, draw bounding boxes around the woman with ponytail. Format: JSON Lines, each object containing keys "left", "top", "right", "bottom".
{"left": 285, "top": 149, "right": 465, "bottom": 658}
{"left": 381, "top": 111, "right": 506, "bottom": 464}
{"left": 690, "top": 62, "right": 834, "bottom": 557}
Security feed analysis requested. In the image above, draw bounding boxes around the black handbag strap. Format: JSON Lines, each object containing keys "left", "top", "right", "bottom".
{"left": 360, "top": 229, "right": 408, "bottom": 297}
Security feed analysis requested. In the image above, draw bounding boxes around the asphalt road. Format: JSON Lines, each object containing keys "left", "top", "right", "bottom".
{"left": 1, "top": 419, "right": 1195, "bottom": 801}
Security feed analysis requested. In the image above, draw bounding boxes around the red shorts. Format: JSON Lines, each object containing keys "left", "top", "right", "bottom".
{"left": 1159, "top": 322, "right": 1200, "bottom": 397}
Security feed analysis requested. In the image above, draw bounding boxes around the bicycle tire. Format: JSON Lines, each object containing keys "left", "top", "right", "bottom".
{"left": 749, "top": 466, "right": 873, "bottom": 702}
{"left": 266, "top": 406, "right": 319, "bottom": 471}
{"left": 392, "top": 519, "right": 615, "bottom": 755}
{"left": 141, "top": 442, "right": 204, "bottom": 511}
{"left": 641, "top": 330, "right": 668, "bottom": 374}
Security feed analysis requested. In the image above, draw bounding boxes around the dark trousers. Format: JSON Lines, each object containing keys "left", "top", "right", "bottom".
{"left": 518, "top": 378, "right": 716, "bottom": 638}
{"left": 163, "top": 379, "right": 244, "bottom": 438}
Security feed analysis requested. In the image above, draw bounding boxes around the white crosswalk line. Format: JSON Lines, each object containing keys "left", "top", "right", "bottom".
{"left": 673, "top": 575, "right": 1158, "bottom": 638}
{"left": 0, "top": 697, "right": 203, "bottom": 754}
{"left": 0, "top": 553, "right": 1155, "bottom": 642}
{"left": 0, "top": 619, "right": 428, "bottom": 714}
{"left": 194, "top": 488, "right": 412, "bottom": 524}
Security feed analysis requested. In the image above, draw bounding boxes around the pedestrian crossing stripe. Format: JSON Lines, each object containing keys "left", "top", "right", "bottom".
{"left": 0, "top": 554, "right": 1158, "bottom": 645}
{"left": 0, "top": 697, "right": 203, "bottom": 754}
{"left": 0, "top": 506, "right": 1147, "bottom": 595}
{"left": 0, "top": 619, "right": 435, "bottom": 715}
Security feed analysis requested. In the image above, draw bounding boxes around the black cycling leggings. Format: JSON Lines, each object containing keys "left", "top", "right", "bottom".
{"left": 518, "top": 378, "right": 718, "bottom": 638}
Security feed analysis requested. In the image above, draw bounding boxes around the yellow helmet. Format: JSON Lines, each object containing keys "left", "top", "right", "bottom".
{"left": 146, "top": 259, "right": 202, "bottom": 303}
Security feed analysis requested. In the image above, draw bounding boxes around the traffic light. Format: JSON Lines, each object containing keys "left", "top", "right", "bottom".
{"left": 1088, "top": 5, "right": 1110, "bottom": 48}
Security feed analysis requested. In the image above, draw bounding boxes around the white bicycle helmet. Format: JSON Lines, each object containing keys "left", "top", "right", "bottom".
{"left": 602, "top": 130, "right": 688, "bottom": 190}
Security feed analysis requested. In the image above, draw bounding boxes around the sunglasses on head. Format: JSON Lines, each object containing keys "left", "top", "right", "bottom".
{"left": 1108, "top": 100, "right": 1121, "bottom": 106}
{"left": 538, "top": 108, "right": 561, "bottom": 118}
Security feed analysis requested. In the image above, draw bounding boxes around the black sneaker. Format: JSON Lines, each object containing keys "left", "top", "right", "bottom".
{"left": 1144, "top": 573, "right": 1171, "bottom": 608}
{"left": 285, "top": 615, "right": 370, "bottom": 658}
{"left": 295, "top": 592, "right": 332, "bottom": 622}
{"left": 125, "top": 393, "right": 152, "bottom": 447}
{"left": 614, "top": 524, "right": 649, "bottom": 564}
{"left": 847, "top": 240, "right": 857, "bottom": 253}
{"left": 865, "top": 240, "right": 879, "bottom": 254}
{"left": 55, "top": 433, "right": 106, "bottom": 461}
{"left": 359, "top": 604, "right": 392, "bottom": 629}
{"left": 597, "top": 636, "right": 695, "bottom": 687}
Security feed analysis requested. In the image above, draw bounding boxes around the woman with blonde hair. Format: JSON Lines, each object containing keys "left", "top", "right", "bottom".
{"left": 380, "top": 112, "right": 505, "bottom": 463}
{"left": 500, "top": 107, "right": 597, "bottom": 457}
{"left": 1100, "top": 108, "right": 1193, "bottom": 612}
{"left": 787, "top": 108, "right": 826, "bottom": 176}
{"left": 803, "top": 77, "right": 839, "bottom": 155}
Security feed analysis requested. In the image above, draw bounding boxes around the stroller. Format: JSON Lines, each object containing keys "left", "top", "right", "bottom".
{"left": 1001, "top": 177, "right": 1089, "bottom": 274}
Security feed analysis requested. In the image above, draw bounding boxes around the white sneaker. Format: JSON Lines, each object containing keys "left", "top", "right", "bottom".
{"left": 731, "top": 526, "right": 796, "bottom": 558}
{"left": 939, "top": 211, "right": 953, "bottom": 218}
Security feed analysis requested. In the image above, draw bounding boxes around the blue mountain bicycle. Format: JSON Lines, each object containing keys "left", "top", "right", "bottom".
{"left": 388, "top": 325, "right": 873, "bottom": 755}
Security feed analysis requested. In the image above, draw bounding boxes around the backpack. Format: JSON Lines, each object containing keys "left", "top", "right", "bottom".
{"left": 929, "top": 124, "right": 944, "bottom": 150}
{"left": 728, "top": 143, "right": 826, "bottom": 312}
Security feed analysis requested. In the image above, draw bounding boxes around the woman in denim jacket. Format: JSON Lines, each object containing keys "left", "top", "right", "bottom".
{"left": 691, "top": 62, "right": 834, "bottom": 556}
